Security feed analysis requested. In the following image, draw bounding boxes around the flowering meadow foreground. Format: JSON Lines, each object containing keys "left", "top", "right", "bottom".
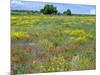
{"left": 11, "top": 15, "right": 96, "bottom": 74}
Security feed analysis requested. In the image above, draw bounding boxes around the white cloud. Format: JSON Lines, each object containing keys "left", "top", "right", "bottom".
{"left": 90, "top": 9, "right": 96, "bottom": 15}
{"left": 11, "top": 0, "right": 23, "bottom": 5}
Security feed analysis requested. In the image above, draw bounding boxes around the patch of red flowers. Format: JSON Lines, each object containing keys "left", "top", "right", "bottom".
{"left": 26, "top": 47, "right": 32, "bottom": 52}
{"left": 48, "top": 50, "right": 65, "bottom": 54}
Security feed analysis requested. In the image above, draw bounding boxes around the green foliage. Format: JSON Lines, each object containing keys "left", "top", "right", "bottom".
{"left": 63, "top": 9, "right": 72, "bottom": 15}
{"left": 40, "top": 4, "right": 58, "bottom": 14}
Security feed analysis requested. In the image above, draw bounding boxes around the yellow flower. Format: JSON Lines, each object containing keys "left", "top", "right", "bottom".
{"left": 64, "top": 29, "right": 86, "bottom": 37}
{"left": 11, "top": 32, "right": 28, "bottom": 40}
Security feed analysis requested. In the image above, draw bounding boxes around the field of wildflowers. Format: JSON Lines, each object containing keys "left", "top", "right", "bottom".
{"left": 11, "top": 15, "right": 96, "bottom": 74}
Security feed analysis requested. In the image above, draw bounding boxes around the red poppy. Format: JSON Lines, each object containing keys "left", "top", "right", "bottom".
{"left": 58, "top": 50, "right": 61, "bottom": 54}
{"left": 53, "top": 50, "right": 56, "bottom": 54}
{"left": 48, "top": 50, "right": 53, "bottom": 53}
{"left": 48, "top": 50, "right": 65, "bottom": 54}
{"left": 60, "top": 50, "right": 64, "bottom": 53}
{"left": 26, "top": 47, "right": 32, "bottom": 51}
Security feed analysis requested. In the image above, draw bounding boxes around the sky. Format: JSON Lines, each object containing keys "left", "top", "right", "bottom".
{"left": 11, "top": 0, "right": 96, "bottom": 15}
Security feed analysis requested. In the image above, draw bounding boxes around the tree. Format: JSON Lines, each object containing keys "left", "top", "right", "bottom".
{"left": 40, "top": 4, "right": 58, "bottom": 14}
{"left": 63, "top": 9, "right": 72, "bottom": 15}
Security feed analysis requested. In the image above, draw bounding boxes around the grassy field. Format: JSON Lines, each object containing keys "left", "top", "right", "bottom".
{"left": 11, "top": 15, "right": 96, "bottom": 74}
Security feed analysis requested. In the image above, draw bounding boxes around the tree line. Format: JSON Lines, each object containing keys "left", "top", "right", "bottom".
{"left": 12, "top": 4, "right": 72, "bottom": 15}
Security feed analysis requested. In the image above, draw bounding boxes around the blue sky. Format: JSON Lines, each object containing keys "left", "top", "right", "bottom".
{"left": 11, "top": 1, "right": 96, "bottom": 15}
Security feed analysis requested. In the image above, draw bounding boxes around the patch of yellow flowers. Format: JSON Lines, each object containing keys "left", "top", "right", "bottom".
{"left": 64, "top": 29, "right": 86, "bottom": 37}
{"left": 64, "top": 29, "right": 94, "bottom": 42}
{"left": 11, "top": 32, "right": 29, "bottom": 40}
{"left": 64, "top": 22, "right": 76, "bottom": 26}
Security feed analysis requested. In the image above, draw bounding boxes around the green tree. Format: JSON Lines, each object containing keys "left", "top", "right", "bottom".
{"left": 63, "top": 9, "right": 72, "bottom": 15}
{"left": 40, "top": 4, "right": 58, "bottom": 14}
